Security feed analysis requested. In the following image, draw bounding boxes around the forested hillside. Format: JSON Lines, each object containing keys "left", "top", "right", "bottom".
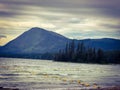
{"left": 54, "top": 40, "right": 120, "bottom": 64}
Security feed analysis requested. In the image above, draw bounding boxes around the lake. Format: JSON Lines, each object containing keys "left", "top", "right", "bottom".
{"left": 0, "top": 58, "right": 120, "bottom": 90}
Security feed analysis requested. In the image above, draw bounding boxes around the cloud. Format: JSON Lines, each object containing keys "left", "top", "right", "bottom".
{"left": 0, "top": 0, "right": 120, "bottom": 18}
{"left": 0, "top": 11, "right": 17, "bottom": 17}
{"left": 0, "top": 0, "right": 120, "bottom": 45}
{"left": 67, "top": 18, "right": 81, "bottom": 24}
{"left": 0, "top": 35, "right": 7, "bottom": 39}
{"left": 100, "top": 23, "right": 120, "bottom": 30}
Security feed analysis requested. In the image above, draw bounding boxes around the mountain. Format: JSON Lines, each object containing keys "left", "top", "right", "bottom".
{"left": 0, "top": 27, "right": 120, "bottom": 55}
{"left": 79, "top": 38, "right": 120, "bottom": 51}
{"left": 0, "top": 27, "right": 70, "bottom": 54}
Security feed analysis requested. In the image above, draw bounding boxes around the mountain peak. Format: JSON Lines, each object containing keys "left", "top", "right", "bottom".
{"left": 28, "top": 27, "right": 48, "bottom": 33}
{"left": 30, "top": 27, "right": 46, "bottom": 31}
{"left": 26, "top": 27, "right": 68, "bottom": 40}
{"left": 0, "top": 27, "right": 120, "bottom": 54}
{"left": 1, "top": 27, "right": 70, "bottom": 54}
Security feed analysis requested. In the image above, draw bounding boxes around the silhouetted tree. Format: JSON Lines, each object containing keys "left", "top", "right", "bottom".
{"left": 54, "top": 40, "right": 119, "bottom": 64}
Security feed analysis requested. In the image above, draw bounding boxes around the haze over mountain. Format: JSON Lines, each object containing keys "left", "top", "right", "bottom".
{"left": 0, "top": 27, "right": 120, "bottom": 54}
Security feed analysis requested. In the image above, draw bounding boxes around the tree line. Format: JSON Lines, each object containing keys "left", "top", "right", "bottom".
{"left": 54, "top": 40, "right": 120, "bottom": 64}
{"left": 0, "top": 40, "right": 119, "bottom": 64}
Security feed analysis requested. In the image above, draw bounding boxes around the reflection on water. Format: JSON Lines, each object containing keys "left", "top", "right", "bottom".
{"left": 0, "top": 58, "right": 120, "bottom": 89}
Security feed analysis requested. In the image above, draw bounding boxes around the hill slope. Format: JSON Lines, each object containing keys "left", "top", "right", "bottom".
{"left": 80, "top": 38, "right": 120, "bottom": 51}
{"left": 0, "top": 27, "right": 70, "bottom": 54}
{"left": 0, "top": 27, "right": 120, "bottom": 54}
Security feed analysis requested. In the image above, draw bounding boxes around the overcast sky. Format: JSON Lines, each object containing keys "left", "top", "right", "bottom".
{"left": 0, "top": 0, "right": 120, "bottom": 45}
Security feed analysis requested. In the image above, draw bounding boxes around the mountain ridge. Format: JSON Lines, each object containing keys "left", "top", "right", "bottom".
{"left": 0, "top": 27, "right": 120, "bottom": 54}
{"left": 0, "top": 27, "right": 70, "bottom": 54}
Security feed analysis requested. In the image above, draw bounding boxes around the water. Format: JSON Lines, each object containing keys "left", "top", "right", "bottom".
{"left": 0, "top": 58, "right": 120, "bottom": 90}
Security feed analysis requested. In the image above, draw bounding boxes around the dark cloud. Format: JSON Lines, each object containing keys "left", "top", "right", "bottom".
{"left": 0, "top": 0, "right": 120, "bottom": 44}
{"left": 92, "top": 5, "right": 120, "bottom": 18}
{"left": 0, "top": 0, "right": 120, "bottom": 18}
{"left": 100, "top": 23, "right": 120, "bottom": 30}
{"left": 1, "top": 0, "right": 119, "bottom": 9}
{"left": 0, "top": 35, "right": 7, "bottom": 39}
{"left": 0, "top": 0, "right": 32, "bottom": 6}
{"left": 0, "top": 11, "right": 17, "bottom": 17}
{"left": 1, "top": 0, "right": 120, "bottom": 9}
{"left": 103, "top": 8, "right": 120, "bottom": 18}
{"left": 0, "top": 0, "right": 68, "bottom": 8}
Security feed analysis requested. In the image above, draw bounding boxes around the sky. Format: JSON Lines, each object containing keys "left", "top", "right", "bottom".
{"left": 0, "top": 0, "right": 120, "bottom": 46}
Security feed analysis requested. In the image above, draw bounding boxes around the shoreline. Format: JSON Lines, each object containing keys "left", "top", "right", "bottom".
{"left": 1, "top": 86, "right": 120, "bottom": 90}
